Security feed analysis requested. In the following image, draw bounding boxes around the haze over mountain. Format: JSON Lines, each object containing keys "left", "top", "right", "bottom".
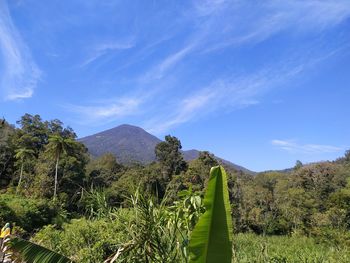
{"left": 79, "top": 124, "right": 253, "bottom": 174}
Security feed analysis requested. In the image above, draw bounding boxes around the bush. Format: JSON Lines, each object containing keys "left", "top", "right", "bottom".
{"left": 33, "top": 215, "right": 131, "bottom": 263}
{"left": 0, "top": 201, "right": 17, "bottom": 226}
{"left": 311, "top": 227, "right": 350, "bottom": 249}
{"left": 0, "top": 194, "right": 60, "bottom": 233}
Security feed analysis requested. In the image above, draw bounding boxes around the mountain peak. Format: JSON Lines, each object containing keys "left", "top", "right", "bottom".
{"left": 98, "top": 124, "right": 147, "bottom": 134}
{"left": 80, "top": 124, "right": 161, "bottom": 164}
{"left": 115, "top": 124, "right": 143, "bottom": 129}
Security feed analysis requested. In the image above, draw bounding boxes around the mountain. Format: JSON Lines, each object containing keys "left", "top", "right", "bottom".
{"left": 79, "top": 124, "right": 161, "bottom": 164}
{"left": 79, "top": 124, "right": 254, "bottom": 174}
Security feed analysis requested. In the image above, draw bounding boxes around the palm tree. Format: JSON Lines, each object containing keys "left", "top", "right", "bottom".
{"left": 46, "top": 135, "right": 76, "bottom": 199}
{"left": 15, "top": 148, "right": 35, "bottom": 195}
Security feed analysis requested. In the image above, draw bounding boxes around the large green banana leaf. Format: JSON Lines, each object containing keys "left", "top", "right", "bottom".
{"left": 189, "top": 165, "right": 233, "bottom": 263}
{"left": 7, "top": 237, "right": 73, "bottom": 263}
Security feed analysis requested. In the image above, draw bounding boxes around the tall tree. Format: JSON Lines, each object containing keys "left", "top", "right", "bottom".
{"left": 16, "top": 114, "right": 49, "bottom": 154}
{"left": 15, "top": 147, "right": 35, "bottom": 194}
{"left": 46, "top": 134, "right": 76, "bottom": 199}
{"left": 155, "top": 135, "right": 188, "bottom": 180}
{"left": 0, "top": 121, "right": 15, "bottom": 188}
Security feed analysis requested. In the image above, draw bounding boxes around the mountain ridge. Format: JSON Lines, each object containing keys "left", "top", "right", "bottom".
{"left": 79, "top": 124, "right": 255, "bottom": 174}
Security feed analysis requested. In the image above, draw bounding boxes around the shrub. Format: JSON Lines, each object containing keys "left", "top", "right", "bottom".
{"left": 0, "top": 194, "right": 60, "bottom": 233}
{"left": 33, "top": 216, "right": 130, "bottom": 263}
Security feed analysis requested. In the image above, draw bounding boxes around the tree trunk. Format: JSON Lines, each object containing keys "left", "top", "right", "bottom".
{"left": 54, "top": 153, "right": 60, "bottom": 199}
{"left": 16, "top": 162, "right": 24, "bottom": 195}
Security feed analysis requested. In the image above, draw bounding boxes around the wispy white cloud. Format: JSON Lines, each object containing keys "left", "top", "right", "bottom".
{"left": 275, "top": 0, "right": 350, "bottom": 30}
{"left": 192, "top": 0, "right": 228, "bottom": 17}
{"left": 67, "top": 97, "right": 142, "bottom": 124}
{"left": 146, "top": 88, "right": 216, "bottom": 133}
{"left": 139, "top": 0, "right": 350, "bottom": 85}
{"left": 271, "top": 139, "right": 343, "bottom": 154}
{"left": 139, "top": 43, "right": 196, "bottom": 82}
{"left": 6, "top": 89, "right": 34, "bottom": 101}
{"left": 197, "top": 0, "right": 350, "bottom": 53}
{"left": 80, "top": 39, "right": 135, "bottom": 67}
{"left": 0, "top": 1, "right": 41, "bottom": 101}
{"left": 145, "top": 44, "right": 345, "bottom": 134}
{"left": 145, "top": 60, "right": 304, "bottom": 134}
{"left": 63, "top": 0, "right": 350, "bottom": 130}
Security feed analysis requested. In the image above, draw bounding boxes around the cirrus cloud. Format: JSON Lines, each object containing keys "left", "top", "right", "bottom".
{"left": 271, "top": 139, "right": 343, "bottom": 154}
{"left": 0, "top": 1, "right": 41, "bottom": 101}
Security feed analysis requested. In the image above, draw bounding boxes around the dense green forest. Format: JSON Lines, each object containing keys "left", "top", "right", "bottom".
{"left": 1, "top": 114, "right": 350, "bottom": 262}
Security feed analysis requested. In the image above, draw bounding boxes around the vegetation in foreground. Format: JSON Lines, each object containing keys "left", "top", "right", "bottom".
{"left": 1, "top": 114, "right": 350, "bottom": 262}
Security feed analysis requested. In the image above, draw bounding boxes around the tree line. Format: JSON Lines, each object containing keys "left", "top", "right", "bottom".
{"left": 1, "top": 113, "right": 350, "bottom": 238}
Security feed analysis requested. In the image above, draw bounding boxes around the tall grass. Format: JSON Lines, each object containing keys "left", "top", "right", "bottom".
{"left": 233, "top": 233, "right": 350, "bottom": 263}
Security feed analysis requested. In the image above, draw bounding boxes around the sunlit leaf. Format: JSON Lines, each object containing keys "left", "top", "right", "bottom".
{"left": 189, "top": 166, "right": 233, "bottom": 263}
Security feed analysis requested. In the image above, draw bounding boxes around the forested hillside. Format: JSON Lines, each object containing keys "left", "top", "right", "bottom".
{"left": 1, "top": 114, "right": 350, "bottom": 262}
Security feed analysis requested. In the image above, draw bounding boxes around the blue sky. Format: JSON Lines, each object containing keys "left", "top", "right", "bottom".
{"left": 1, "top": 0, "right": 350, "bottom": 171}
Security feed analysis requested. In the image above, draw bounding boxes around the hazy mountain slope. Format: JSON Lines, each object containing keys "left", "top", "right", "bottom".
{"left": 182, "top": 149, "right": 255, "bottom": 175}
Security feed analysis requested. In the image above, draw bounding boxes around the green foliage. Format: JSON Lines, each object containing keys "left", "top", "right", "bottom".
{"left": 31, "top": 136, "right": 88, "bottom": 201}
{"left": 7, "top": 237, "right": 72, "bottom": 263}
{"left": 108, "top": 192, "right": 182, "bottom": 262}
{"left": 233, "top": 233, "right": 350, "bottom": 263}
{"left": 0, "top": 120, "right": 15, "bottom": 188}
{"left": 107, "top": 165, "right": 148, "bottom": 206}
{"left": 310, "top": 227, "right": 350, "bottom": 249}
{"left": 86, "top": 153, "right": 123, "bottom": 188}
{"left": 0, "top": 194, "right": 60, "bottom": 233}
{"left": 234, "top": 160, "right": 350, "bottom": 235}
{"left": 15, "top": 114, "right": 50, "bottom": 155}
{"left": 78, "top": 188, "right": 114, "bottom": 220}
{"left": 189, "top": 152, "right": 218, "bottom": 187}
{"left": 33, "top": 217, "right": 129, "bottom": 263}
{"left": 14, "top": 147, "right": 35, "bottom": 194}
{"left": 46, "top": 134, "right": 80, "bottom": 199}
{"left": 107, "top": 162, "right": 169, "bottom": 205}
{"left": 155, "top": 135, "right": 188, "bottom": 181}
{"left": 0, "top": 201, "right": 17, "bottom": 227}
{"left": 3, "top": 113, "right": 350, "bottom": 262}
{"left": 0, "top": 114, "right": 88, "bottom": 202}
{"left": 33, "top": 189, "right": 204, "bottom": 263}
{"left": 170, "top": 187, "right": 205, "bottom": 259}
{"left": 189, "top": 166, "right": 233, "bottom": 263}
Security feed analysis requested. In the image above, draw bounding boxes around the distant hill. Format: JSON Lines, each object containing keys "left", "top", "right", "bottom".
{"left": 79, "top": 124, "right": 255, "bottom": 174}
